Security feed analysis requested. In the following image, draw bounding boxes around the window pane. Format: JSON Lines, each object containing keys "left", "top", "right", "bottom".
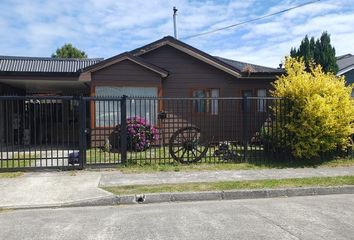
{"left": 211, "top": 89, "right": 219, "bottom": 115}
{"left": 95, "top": 87, "right": 158, "bottom": 127}
{"left": 193, "top": 90, "right": 206, "bottom": 113}
{"left": 257, "top": 89, "right": 267, "bottom": 112}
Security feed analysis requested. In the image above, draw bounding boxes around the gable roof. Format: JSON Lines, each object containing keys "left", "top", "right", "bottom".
{"left": 130, "top": 36, "right": 241, "bottom": 77}
{"left": 130, "top": 36, "right": 282, "bottom": 77}
{"left": 81, "top": 52, "right": 168, "bottom": 77}
{"left": 0, "top": 56, "right": 102, "bottom": 74}
{"left": 336, "top": 54, "right": 354, "bottom": 75}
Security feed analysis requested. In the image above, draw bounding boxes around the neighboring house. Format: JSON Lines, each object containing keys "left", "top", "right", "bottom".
{"left": 337, "top": 54, "right": 354, "bottom": 96}
{"left": 0, "top": 36, "right": 282, "bottom": 146}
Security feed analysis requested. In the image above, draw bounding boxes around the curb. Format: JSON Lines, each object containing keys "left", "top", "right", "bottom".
{"left": 2, "top": 185, "right": 354, "bottom": 210}
{"left": 117, "top": 185, "right": 354, "bottom": 205}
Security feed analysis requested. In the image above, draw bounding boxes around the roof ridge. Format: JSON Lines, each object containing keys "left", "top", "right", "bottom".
{"left": 336, "top": 54, "right": 353, "bottom": 60}
{"left": 0, "top": 55, "right": 104, "bottom": 61}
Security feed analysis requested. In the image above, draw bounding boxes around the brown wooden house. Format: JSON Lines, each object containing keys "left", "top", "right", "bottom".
{"left": 0, "top": 36, "right": 284, "bottom": 147}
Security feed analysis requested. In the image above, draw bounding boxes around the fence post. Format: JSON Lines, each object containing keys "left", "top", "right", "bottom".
{"left": 242, "top": 96, "right": 248, "bottom": 161}
{"left": 120, "top": 95, "right": 127, "bottom": 164}
{"left": 78, "top": 96, "right": 87, "bottom": 169}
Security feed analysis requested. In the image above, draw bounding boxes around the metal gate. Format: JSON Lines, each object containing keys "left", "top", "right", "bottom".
{"left": 82, "top": 96, "right": 127, "bottom": 167}
{"left": 0, "top": 96, "right": 83, "bottom": 171}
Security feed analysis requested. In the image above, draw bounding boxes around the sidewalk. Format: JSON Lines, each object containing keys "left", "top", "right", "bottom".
{"left": 99, "top": 166, "right": 354, "bottom": 186}
{"left": 1, "top": 166, "right": 354, "bottom": 209}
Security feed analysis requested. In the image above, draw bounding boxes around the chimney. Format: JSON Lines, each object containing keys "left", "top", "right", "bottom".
{"left": 173, "top": 7, "right": 178, "bottom": 39}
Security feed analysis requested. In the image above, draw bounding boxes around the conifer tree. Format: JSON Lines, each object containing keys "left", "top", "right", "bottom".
{"left": 290, "top": 32, "right": 338, "bottom": 74}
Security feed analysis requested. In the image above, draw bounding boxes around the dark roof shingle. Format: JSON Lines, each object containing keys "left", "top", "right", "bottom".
{"left": 215, "top": 56, "right": 283, "bottom": 73}
{"left": 336, "top": 54, "right": 354, "bottom": 73}
{"left": 0, "top": 56, "right": 103, "bottom": 73}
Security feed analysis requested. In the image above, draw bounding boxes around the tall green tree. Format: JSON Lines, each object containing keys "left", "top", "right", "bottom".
{"left": 51, "top": 43, "right": 87, "bottom": 58}
{"left": 314, "top": 33, "right": 339, "bottom": 74}
{"left": 290, "top": 32, "right": 338, "bottom": 74}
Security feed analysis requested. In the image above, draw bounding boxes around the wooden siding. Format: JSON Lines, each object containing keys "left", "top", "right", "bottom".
{"left": 90, "top": 59, "right": 163, "bottom": 147}
{"left": 91, "top": 59, "right": 162, "bottom": 87}
{"left": 139, "top": 45, "right": 274, "bottom": 98}
{"left": 89, "top": 46, "right": 275, "bottom": 147}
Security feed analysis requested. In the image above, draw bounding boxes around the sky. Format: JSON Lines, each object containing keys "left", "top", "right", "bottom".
{"left": 0, "top": 0, "right": 353, "bottom": 68}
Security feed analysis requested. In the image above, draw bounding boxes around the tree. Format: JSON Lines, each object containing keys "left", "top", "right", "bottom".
{"left": 314, "top": 33, "right": 339, "bottom": 74}
{"left": 51, "top": 43, "right": 87, "bottom": 58}
{"left": 290, "top": 32, "right": 338, "bottom": 74}
{"left": 268, "top": 57, "right": 354, "bottom": 159}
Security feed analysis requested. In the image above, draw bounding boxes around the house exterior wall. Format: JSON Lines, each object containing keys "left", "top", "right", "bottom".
{"left": 89, "top": 46, "right": 276, "bottom": 147}
{"left": 90, "top": 59, "right": 163, "bottom": 147}
{"left": 139, "top": 45, "right": 274, "bottom": 98}
{"left": 138, "top": 45, "right": 274, "bottom": 143}
{"left": 343, "top": 69, "right": 354, "bottom": 85}
{"left": 91, "top": 59, "right": 162, "bottom": 89}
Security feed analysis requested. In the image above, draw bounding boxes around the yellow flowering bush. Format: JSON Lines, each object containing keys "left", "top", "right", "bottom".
{"left": 270, "top": 57, "right": 354, "bottom": 159}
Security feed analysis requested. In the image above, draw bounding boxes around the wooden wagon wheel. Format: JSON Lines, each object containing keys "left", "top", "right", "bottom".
{"left": 169, "top": 126, "right": 209, "bottom": 163}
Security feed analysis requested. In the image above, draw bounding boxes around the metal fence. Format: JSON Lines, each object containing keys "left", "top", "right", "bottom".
{"left": 84, "top": 96, "right": 294, "bottom": 167}
{"left": 0, "top": 95, "right": 291, "bottom": 171}
{"left": 0, "top": 96, "right": 82, "bottom": 170}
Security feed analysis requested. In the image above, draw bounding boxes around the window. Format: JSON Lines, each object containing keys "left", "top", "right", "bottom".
{"left": 257, "top": 89, "right": 267, "bottom": 112}
{"left": 95, "top": 87, "right": 158, "bottom": 127}
{"left": 192, "top": 89, "right": 219, "bottom": 115}
{"left": 242, "top": 90, "right": 253, "bottom": 112}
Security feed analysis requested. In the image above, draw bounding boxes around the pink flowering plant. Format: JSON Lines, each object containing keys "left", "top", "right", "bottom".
{"left": 125, "top": 116, "right": 159, "bottom": 151}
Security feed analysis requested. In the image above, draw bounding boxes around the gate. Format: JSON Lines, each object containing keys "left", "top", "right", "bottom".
{"left": 82, "top": 96, "right": 127, "bottom": 167}
{"left": 0, "top": 96, "right": 82, "bottom": 171}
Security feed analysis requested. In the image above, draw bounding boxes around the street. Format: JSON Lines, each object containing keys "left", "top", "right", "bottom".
{"left": 1, "top": 194, "right": 353, "bottom": 240}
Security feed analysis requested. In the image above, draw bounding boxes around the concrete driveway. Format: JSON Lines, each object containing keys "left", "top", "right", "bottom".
{"left": 0, "top": 171, "right": 113, "bottom": 208}
{"left": 0, "top": 194, "right": 353, "bottom": 240}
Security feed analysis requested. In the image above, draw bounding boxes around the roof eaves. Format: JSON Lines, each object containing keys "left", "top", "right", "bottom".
{"left": 337, "top": 64, "right": 354, "bottom": 76}
{"left": 0, "top": 71, "right": 80, "bottom": 77}
{"left": 80, "top": 52, "right": 169, "bottom": 77}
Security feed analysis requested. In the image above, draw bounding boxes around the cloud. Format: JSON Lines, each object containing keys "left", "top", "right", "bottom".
{"left": 0, "top": 0, "right": 352, "bottom": 70}
{"left": 198, "top": 0, "right": 354, "bottom": 67}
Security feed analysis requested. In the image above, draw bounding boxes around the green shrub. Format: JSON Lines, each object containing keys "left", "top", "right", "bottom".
{"left": 268, "top": 57, "right": 354, "bottom": 159}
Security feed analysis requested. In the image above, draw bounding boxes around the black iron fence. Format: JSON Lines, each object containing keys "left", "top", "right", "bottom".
{"left": 1, "top": 95, "right": 351, "bottom": 172}
{"left": 0, "top": 96, "right": 81, "bottom": 170}
{"left": 84, "top": 96, "right": 294, "bottom": 166}
{"left": 0, "top": 95, "right": 293, "bottom": 171}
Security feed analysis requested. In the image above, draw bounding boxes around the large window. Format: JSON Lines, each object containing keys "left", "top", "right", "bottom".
{"left": 257, "top": 89, "right": 267, "bottom": 112}
{"left": 192, "top": 89, "right": 219, "bottom": 115}
{"left": 95, "top": 87, "right": 158, "bottom": 127}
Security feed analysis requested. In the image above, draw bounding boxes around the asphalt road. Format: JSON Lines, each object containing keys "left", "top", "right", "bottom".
{"left": 1, "top": 194, "right": 353, "bottom": 240}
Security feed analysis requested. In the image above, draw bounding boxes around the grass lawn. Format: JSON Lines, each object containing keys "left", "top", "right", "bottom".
{"left": 85, "top": 146, "right": 354, "bottom": 173}
{"left": 0, "top": 172, "right": 23, "bottom": 178}
{"left": 0, "top": 152, "right": 39, "bottom": 169}
{"left": 102, "top": 175, "right": 354, "bottom": 195}
{"left": 117, "top": 157, "right": 354, "bottom": 173}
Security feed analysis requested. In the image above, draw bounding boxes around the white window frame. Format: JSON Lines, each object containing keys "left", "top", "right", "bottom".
{"left": 95, "top": 86, "right": 158, "bottom": 127}
{"left": 257, "top": 89, "right": 267, "bottom": 112}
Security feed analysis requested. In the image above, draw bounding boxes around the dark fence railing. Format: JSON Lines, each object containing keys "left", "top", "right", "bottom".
{"left": 2, "top": 95, "right": 347, "bottom": 171}
{"left": 0, "top": 96, "right": 80, "bottom": 170}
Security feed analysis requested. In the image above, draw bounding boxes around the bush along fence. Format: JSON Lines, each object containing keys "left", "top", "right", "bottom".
{"left": 0, "top": 95, "right": 352, "bottom": 171}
